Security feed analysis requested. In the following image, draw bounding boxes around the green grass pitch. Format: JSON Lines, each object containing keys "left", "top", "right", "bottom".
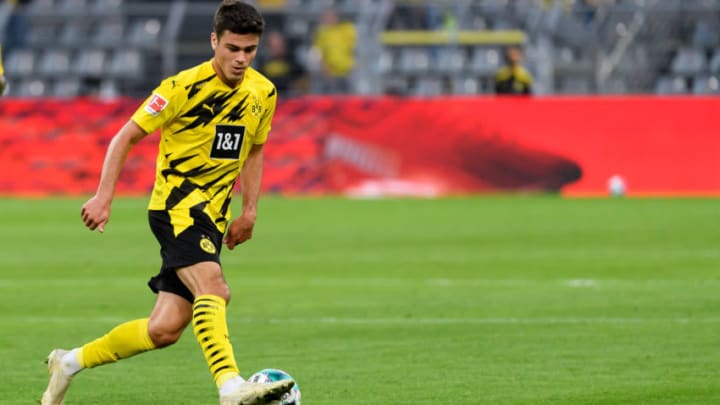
{"left": 0, "top": 196, "right": 718, "bottom": 404}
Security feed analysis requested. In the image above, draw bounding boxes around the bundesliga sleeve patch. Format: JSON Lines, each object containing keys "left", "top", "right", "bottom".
{"left": 144, "top": 93, "right": 169, "bottom": 116}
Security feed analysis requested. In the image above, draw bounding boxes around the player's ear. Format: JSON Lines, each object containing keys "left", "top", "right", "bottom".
{"left": 210, "top": 32, "right": 218, "bottom": 51}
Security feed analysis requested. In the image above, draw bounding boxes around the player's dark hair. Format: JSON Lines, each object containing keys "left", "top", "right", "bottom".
{"left": 214, "top": 0, "right": 265, "bottom": 37}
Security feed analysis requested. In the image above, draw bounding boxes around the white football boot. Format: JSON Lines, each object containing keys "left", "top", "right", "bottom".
{"left": 219, "top": 379, "right": 295, "bottom": 405}
{"left": 41, "top": 349, "right": 74, "bottom": 405}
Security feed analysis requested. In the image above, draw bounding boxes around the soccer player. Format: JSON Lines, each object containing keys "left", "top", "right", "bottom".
{"left": 41, "top": 1, "right": 293, "bottom": 404}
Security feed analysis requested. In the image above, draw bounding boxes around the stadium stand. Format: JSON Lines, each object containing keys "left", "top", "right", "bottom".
{"left": 0, "top": 0, "right": 719, "bottom": 96}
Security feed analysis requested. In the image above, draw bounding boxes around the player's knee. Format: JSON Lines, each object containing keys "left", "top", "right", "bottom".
{"left": 148, "top": 322, "right": 183, "bottom": 348}
{"left": 217, "top": 284, "right": 231, "bottom": 304}
{"left": 206, "top": 275, "right": 231, "bottom": 303}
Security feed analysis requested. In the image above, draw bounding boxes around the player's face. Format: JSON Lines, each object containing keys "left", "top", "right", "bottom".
{"left": 211, "top": 30, "right": 260, "bottom": 87}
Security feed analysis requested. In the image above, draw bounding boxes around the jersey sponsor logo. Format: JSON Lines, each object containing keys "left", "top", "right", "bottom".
{"left": 210, "top": 124, "right": 246, "bottom": 160}
{"left": 145, "top": 93, "right": 169, "bottom": 116}
{"left": 200, "top": 235, "right": 217, "bottom": 254}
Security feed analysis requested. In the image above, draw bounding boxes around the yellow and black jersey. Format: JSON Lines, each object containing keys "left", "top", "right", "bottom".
{"left": 313, "top": 22, "right": 356, "bottom": 76}
{"left": 494, "top": 65, "right": 533, "bottom": 95}
{"left": 132, "top": 60, "right": 277, "bottom": 235}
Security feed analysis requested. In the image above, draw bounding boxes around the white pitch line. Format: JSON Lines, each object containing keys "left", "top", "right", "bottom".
{"left": 2, "top": 277, "right": 720, "bottom": 289}
{"left": 2, "top": 316, "right": 720, "bottom": 325}
{"left": 0, "top": 278, "right": 139, "bottom": 287}
{"left": 260, "top": 317, "right": 720, "bottom": 325}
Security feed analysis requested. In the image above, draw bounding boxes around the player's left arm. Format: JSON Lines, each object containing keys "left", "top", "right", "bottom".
{"left": 224, "top": 86, "right": 276, "bottom": 250}
{"left": 224, "top": 143, "right": 264, "bottom": 250}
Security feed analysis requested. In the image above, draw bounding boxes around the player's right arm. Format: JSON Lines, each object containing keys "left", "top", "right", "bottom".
{"left": 81, "top": 121, "right": 149, "bottom": 232}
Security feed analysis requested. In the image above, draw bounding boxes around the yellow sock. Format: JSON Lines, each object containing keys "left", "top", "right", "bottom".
{"left": 192, "top": 294, "right": 240, "bottom": 388}
{"left": 80, "top": 318, "right": 156, "bottom": 369}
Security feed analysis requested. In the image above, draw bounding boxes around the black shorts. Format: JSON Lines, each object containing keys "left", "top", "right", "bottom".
{"left": 147, "top": 209, "right": 223, "bottom": 302}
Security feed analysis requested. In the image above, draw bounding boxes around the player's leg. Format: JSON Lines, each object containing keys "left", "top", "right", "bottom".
{"left": 80, "top": 291, "right": 190, "bottom": 366}
{"left": 176, "top": 261, "right": 239, "bottom": 387}
{"left": 176, "top": 262, "right": 294, "bottom": 405}
{"left": 41, "top": 292, "right": 191, "bottom": 405}
{"left": 148, "top": 291, "right": 193, "bottom": 347}
{"left": 149, "top": 208, "right": 293, "bottom": 403}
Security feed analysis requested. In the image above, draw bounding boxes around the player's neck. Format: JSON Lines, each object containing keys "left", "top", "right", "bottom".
{"left": 212, "top": 58, "right": 244, "bottom": 88}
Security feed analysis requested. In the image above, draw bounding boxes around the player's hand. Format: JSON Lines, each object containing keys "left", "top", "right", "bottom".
{"left": 224, "top": 214, "right": 255, "bottom": 250}
{"left": 81, "top": 195, "right": 112, "bottom": 233}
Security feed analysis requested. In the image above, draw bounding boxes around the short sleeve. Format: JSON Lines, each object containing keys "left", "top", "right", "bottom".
{"left": 131, "top": 77, "right": 184, "bottom": 134}
{"left": 254, "top": 87, "right": 277, "bottom": 145}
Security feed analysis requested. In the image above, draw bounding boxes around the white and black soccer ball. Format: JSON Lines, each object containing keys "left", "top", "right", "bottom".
{"left": 248, "top": 368, "right": 301, "bottom": 405}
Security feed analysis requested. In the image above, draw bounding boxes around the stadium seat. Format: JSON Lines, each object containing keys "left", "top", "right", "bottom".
{"left": 5, "top": 50, "right": 35, "bottom": 77}
{"left": 108, "top": 49, "right": 144, "bottom": 78}
{"left": 413, "top": 77, "right": 444, "bottom": 96}
{"left": 600, "top": 78, "right": 628, "bottom": 95}
{"left": 670, "top": 47, "right": 707, "bottom": 75}
{"left": 554, "top": 45, "right": 579, "bottom": 65}
{"left": 382, "top": 76, "right": 409, "bottom": 95}
{"left": 52, "top": 79, "right": 82, "bottom": 98}
{"left": 292, "top": 45, "right": 311, "bottom": 68}
{"left": 99, "top": 80, "right": 121, "bottom": 99}
{"left": 478, "top": 0, "right": 511, "bottom": 15}
{"left": 451, "top": 77, "right": 480, "bottom": 95}
{"left": 27, "top": 0, "right": 57, "bottom": 16}
{"left": 74, "top": 49, "right": 106, "bottom": 77}
{"left": 492, "top": 19, "right": 515, "bottom": 30}
{"left": 655, "top": 76, "right": 689, "bottom": 94}
{"left": 459, "top": 15, "right": 487, "bottom": 30}
{"left": 559, "top": 77, "right": 591, "bottom": 94}
{"left": 26, "top": 24, "right": 57, "bottom": 47}
{"left": 398, "top": 48, "right": 430, "bottom": 74}
{"left": 92, "top": 20, "right": 126, "bottom": 47}
{"left": 710, "top": 49, "right": 720, "bottom": 72}
{"left": 59, "top": 23, "right": 92, "bottom": 47}
{"left": 38, "top": 49, "right": 72, "bottom": 77}
{"left": 16, "top": 79, "right": 49, "bottom": 97}
{"left": 127, "top": 18, "right": 163, "bottom": 48}
{"left": 57, "top": 0, "right": 88, "bottom": 16}
{"left": 350, "top": 76, "right": 374, "bottom": 95}
{"left": 539, "top": 2, "right": 563, "bottom": 35}
{"left": 692, "top": 76, "right": 720, "bottom": 94}
{"left": 285, "top": 15, "right": 312, "bottom": 37}
{"left": 377, "top": 49, "right": 395, "bottom": 74}
{"left": 691, "top": 21, "right": 720, "bottom": 49}
{"left": 434, "top": 48, "right": 466, "bottom": 74}
{"left": 471, "top": 47, "right": 501, "bottom": 75}
{"left": 91, "top": 0, "right": 124, "bottom": 16}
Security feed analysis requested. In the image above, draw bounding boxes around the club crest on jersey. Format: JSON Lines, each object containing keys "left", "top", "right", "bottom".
{"left": 200, "top": 236, "right": 217, "bottom": 254}
{"left": 145, "top": 94, "right": 168, "bottom": 116}
{"left": 250, "top": 94, "right": 263, "bottom": 117}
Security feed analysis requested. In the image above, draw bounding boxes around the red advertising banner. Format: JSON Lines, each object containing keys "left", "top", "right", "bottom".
{"left": 0, "top": 96, "right": 718, "bottom": 197}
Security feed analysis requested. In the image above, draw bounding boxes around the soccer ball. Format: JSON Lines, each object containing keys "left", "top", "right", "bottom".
{"left": 607, "top": 174, "right": 626, "bottom": 197}
{"left": 248, "top": 368, "right": 301, "bottom": 405}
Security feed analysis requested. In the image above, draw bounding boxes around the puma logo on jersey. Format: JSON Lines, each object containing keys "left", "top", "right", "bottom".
{"left": 202, "top": 103, "right": 215, "bottom": 115}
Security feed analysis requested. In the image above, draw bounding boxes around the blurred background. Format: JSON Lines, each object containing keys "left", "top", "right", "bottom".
{"left": 2, "top": 0, "right": 720, "bottom": 97}
{"left": 0, "top": 0, "right": 719, "bottom": 197}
